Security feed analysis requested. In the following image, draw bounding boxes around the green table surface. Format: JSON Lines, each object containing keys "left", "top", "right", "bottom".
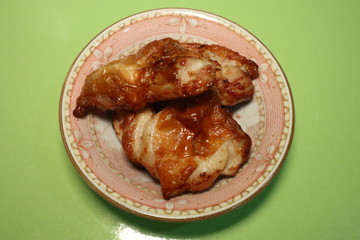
{"left": 1, "top": 0, "right": 359, "bottom": 239}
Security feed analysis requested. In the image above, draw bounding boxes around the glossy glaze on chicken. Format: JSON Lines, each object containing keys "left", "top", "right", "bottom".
{"left": 73, "top": 38, "right": 258, "bottom": 199}
{"left": 113, "top": 94, "right": 252, "bottom": 199}
{"left": 73, "top": 38, "right": 258, "bottom": 117}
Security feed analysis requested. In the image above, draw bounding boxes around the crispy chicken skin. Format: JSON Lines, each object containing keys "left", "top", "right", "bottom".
{"left": 182, "top": 43, "right": 258, "bottom": 106}
{"left": 113, "top": 94, "right": 252, "bottom": 199}
{"left": 73, "top": 38, "right": 258, "bottom": 117}
{"left": 73, "top": 38, "right": 220, "bottom": 117}
{"left": 73, "top": 38, "right": 257, "bottom": 198}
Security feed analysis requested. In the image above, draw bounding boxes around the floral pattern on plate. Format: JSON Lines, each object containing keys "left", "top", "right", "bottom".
{"left": 60, "top": 8, "right": 294, "bottom": 221}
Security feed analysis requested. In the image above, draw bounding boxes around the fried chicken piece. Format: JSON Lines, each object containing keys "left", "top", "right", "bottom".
{"left": 73, "top": 38, "right": 220, "bottom": 117}
{"left": 73, "top": 38, "right": 258, "bottom": 117}
{"left": 113, "top": 94, "right": 251, "bottom": 199}
{"left": 182, "top": 43, "right": 258, "bottom": 106}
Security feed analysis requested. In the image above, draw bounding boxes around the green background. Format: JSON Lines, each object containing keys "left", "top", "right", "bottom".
{"left": 1, "top": 0, "right": 359, "bottom": 239}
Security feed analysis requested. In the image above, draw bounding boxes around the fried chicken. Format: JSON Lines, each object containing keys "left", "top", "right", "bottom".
{"left": 183, "top": 43, "right": 258, "bottom": 106}
{"left": 113, "top": 94, "right": 252, "bottom": 199}
{"left": 73, "top": 38, "right": 257, "bottom": 198}
{"left": 73, "top": 38, "right": 258, "bottom": 117}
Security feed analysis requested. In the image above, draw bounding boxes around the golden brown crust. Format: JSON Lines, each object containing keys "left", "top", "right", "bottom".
{"left": 73, "top": 38, "right": 220, "bottom": 117}
{"left": 113, "top": 93, "right": 252, "bottom": 199}
{"left": 73, "top": 38, "right": 258, "bottom": 117}
{"left": 182, "top": 43, "right": 259, "bottom": 79}
{"left": 81, "top": 38, "right": 257, "bottom": 199}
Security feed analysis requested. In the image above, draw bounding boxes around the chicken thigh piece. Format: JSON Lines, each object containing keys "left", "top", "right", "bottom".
{"left": 181, "top": 43, "right": 259, "bottom": 106}
{"left": 73, "top": 38, "right": 220, "bottom": 117}
{"left": 73, "top": 38, "right": 259, "bottom": 118}
{"left": 113, "top": 94, "right": 252, "bottom": 199}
